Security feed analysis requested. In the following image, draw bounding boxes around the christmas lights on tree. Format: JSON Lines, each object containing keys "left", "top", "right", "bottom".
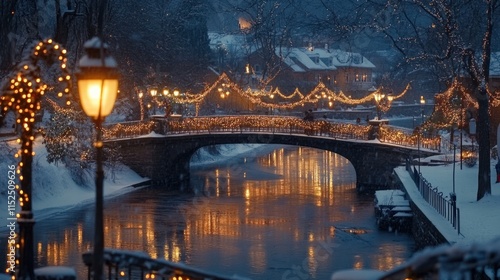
{"left": 0, "top": 38, "right": 71, "bottom": 279}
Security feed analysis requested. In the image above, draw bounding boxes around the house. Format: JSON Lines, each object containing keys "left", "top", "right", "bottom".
{"left": 246, "top": 45, "right": 376, "bottom": 95}
{"left": 490, "top": 52, "right": 500, "bottom": 90}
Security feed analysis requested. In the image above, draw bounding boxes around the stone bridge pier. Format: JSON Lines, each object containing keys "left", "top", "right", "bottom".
{"left": 108, "top": 133, "right": 434, "bottom": 192}
{"left": 107, "top": 137, "right": 197, "bottom": 190}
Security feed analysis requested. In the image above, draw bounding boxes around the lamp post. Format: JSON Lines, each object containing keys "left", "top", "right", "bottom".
{"left": 76, "top": 36, "right": 119, "bottom": 280}
{"left": 373, "top": 92, "right": 384, "bottom": 120}
{"left": 420, "top": 95, "right": 426, "bottom": 125}
{"left": 163, "top": 88, "right": 172, "bottom": 117}
{"left": 150, "top": 87, "right": 158, "bottom": 115}
{"left": 173, "top": 89, "right": 180, "bottom": 114}
{"left": 469, "top": 118, "right": 476, "bottom": 150}
{"left": 138, "top": 91, "right": 144, "bottom": 121}
{"left": 417, "top": 125, "right": 421, "bottom": 174}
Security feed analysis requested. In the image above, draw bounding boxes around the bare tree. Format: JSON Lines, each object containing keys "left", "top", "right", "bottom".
{"left": 370, "top": 0, "right": 500, "bottom": 201}
{"left": 220, "top": 0, "right": 304, "bottom": 87}
{"left": 0, "top": 0, "right": 39, "bottom": 71}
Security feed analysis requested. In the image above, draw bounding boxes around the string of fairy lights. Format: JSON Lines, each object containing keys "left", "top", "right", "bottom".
{"left": 0, "top": 39, "right": 71, "bottom": 276}
{"left": 103, "top": 115, "right": 442, "bottom": 151}
{"left": 420, "top": 79, "right": 479, "bottom": 131}
{"left": 0, "top": 39, "right": 71, "bottom": 212}
{"left": 379, "top": 126, "right": 441, "bottom": 150}
{"left": 102, "top": 121, "right": 156, "bottom": 139}
{"left": 168, "top": 73, "right": 412, "bottom": 112}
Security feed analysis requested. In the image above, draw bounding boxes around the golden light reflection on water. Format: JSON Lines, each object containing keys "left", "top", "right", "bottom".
{"left": 29, "top": 146, "right": 412, "bottom": 279}
{"left": 38, "top": 223, "right": 91, "bottom": 268}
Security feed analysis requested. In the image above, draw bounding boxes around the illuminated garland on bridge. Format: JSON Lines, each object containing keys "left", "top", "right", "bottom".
{"left": 102, "top": 121, "right": 156, "bottom": 140}
{"left": 379, "top": 126, "right": 441, "bottom": 150}
{"left": 102, "top": 115, "right": 441, "bottom": 151}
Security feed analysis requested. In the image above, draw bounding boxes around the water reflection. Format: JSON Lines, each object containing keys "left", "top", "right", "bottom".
{"left": 1, "top": 145, "right": 413, "bottom": 279}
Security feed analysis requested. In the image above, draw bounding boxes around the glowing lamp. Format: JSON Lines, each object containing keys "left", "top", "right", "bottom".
{"left": 420, "top": 95, "right": 426, "bottom": 105}
{"left": 76, "top": 37, "right": 119, "bottom": 120}
{"left": 150, "top": 88, "right": 158, "bottom": 97}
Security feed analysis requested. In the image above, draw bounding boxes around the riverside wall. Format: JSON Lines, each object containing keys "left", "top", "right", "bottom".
{"left": 393, "top": 170, "right": 450, "bottom": 250}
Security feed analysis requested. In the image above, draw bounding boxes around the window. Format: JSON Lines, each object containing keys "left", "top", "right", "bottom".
{"left": 254, "top": 64, "right": 261, "bottom": 74}
{"left": 362, "top": 74, "right": 368, "bottom": 82}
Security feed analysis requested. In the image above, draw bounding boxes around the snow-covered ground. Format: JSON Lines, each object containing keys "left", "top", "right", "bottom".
{"left": 396, "top": 155, "right": 500, "bottom": 245}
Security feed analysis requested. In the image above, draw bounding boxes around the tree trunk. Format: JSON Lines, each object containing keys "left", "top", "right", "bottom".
{"left": 477, "top": 88, "right": 491, "bottom": 200}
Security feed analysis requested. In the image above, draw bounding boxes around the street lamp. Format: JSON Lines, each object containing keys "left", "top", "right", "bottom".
{"left": 76, "top": 36, "right": 119, "bottom": 280}
{"left": 173, "top": 89, "right": 180, "bottom": 114}
{"left": 373, "top": 92, "right": 384, "bottom": 120}
{"left": 420, "top": 95, "right": 426, "bottom": 125}
{"left": 138, "top": 91, "right": 144, "bottom": 121}
{"left": 150, "top": 87, "right": 158, "bottom": 115}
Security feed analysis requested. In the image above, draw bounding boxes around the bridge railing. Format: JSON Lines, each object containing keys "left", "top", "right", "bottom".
{"left": 103, "top": 120, "right": 156, "bottom": 140}
{"left": 155, "top": 116, "right": 372, "bottom": 140}
{"left": 102, "top": 116, "right": 442, "bottom": 151}
{"left": 405, "top": 160, "right": 460, "bottom": 234}
{"left": 379, "top": 125, "right": 441, "bottom": 151}
{"left": 82, "top": 249, "right": 248, "bottom": 280}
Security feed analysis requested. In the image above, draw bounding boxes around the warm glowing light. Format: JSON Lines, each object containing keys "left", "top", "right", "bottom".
{"left": 150, "top": 88, "right": 158, "bottom": 97}
{"left": 78, "top": 79, "right": 118, "bottom": 118}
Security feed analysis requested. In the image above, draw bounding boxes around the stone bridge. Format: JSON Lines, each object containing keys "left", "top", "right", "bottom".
{"left": 107, "top": 130, "right": 438, "bottom": 192}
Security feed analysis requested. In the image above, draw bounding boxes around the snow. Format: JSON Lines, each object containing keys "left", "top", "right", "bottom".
{"left": 395, "top": 156, "right": 500, "bottom": 245}
{"left": 0, "top": 137, "right": 150, "bottom": 222}
{"left": 34, "top": 266, "right": 76, "bottom": 277}
{"left": 331, "top": 269, "right": 385, "bottom": 280}
{"left": 374, "top": 189, "right": 407, "bottom": 207}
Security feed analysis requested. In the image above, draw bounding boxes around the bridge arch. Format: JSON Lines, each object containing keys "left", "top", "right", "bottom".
{"left": 109, "top": 132, "right": 434, "bottom": 192}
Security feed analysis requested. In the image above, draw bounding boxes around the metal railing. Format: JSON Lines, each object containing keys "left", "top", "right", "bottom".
{"left": 161, "top": 116, "right": 371, "bottom": 140}
{"left": 82, "top": 249, "right": 249, "bottom": 280}
{"left": 406, "top": 160, "right": 460, "bottom": 234}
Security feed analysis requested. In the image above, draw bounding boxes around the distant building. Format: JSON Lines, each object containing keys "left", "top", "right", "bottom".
{"left": 246, "top": 45, "right": 376, "bottom": 96}
{"left": 490, "top": 52, "right": 500, "bottom": 90}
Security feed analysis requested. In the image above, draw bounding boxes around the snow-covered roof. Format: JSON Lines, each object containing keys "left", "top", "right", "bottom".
{"left": 208, "top": 32, "right": 246, "bottom": 48}
{"left": 274, "top": 47, "right": 375, "bottom": 73}
{"left": 277, "top": 48, "right": 337, "bottom": 72}
{"left": 329, "top": 49, "right": 376, "bottom": 68}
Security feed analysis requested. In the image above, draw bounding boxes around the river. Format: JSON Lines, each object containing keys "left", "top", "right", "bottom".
{"left": 2, "top": 145, "right": 414, "bottom": 279}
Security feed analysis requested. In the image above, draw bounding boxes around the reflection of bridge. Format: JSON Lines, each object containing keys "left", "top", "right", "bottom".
{"left": 105, "top": 116, "right": 440, "bottom": 191}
